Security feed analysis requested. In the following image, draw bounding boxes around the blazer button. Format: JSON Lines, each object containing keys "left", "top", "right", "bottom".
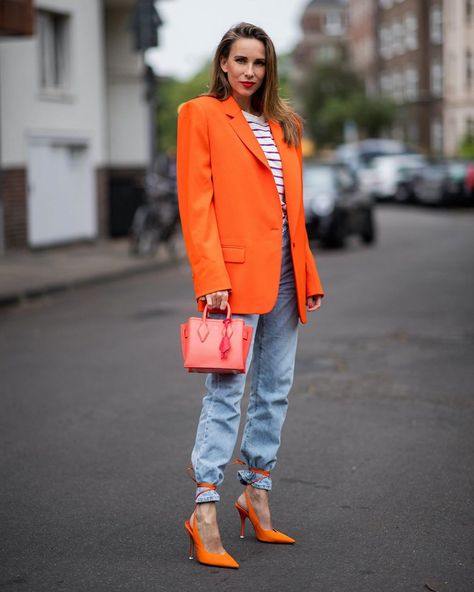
{"left": 292, "top": 242, "right": 296, "bottom": 248}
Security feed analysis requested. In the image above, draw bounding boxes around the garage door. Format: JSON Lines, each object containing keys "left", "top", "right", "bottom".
{"left": 27, "top": 138, "right": 96, "bottom": 247}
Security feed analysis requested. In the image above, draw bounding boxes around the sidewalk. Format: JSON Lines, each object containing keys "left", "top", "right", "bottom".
{"left": 0, "top": 237, "right": 185, "bottom": 308}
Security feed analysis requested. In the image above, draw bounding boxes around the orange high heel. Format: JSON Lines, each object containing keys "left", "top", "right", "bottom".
{"left": 184, "top": 483, "right": 239, "bottom": 569}
{"left": 235, "top": 489, "right": 295, "bottom": 544}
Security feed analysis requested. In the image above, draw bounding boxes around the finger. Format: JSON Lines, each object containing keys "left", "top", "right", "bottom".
{"left": 219, "top": 293, "right": 228, "bottom": 310}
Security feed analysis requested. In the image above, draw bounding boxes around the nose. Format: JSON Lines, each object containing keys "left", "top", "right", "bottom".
{"left": 245, "top": 63, "right": 254, "bottom": 78}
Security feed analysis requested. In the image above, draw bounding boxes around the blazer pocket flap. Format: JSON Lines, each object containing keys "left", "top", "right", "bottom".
{"left": 222, "top": 245, "right": 245, "bottom": 263}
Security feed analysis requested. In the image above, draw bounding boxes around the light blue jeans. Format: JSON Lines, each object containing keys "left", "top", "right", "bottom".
{"left": 192, "top": 222, "right": 299, "bottom": 503}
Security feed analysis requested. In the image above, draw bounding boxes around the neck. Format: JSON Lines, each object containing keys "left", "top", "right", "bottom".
{"left": 233, "top": 93, "right": 256, "bottom": 115}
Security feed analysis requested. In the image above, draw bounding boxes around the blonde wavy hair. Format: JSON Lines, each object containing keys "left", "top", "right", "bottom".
{"left": 206, "top": 22, "right": 302, "bottom": 147}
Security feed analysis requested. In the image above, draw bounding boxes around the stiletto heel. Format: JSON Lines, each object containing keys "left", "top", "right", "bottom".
{"left": 236, "top": 503, "right": 248, "bottom": 538}
{"left": 184, "top": 513, "right": 239, "bottom": 568}
{"left": 184, "top": 482, "right": 239, "bottom": 569}
{"left": 235, "top": 489, "right": 295, "bottom": 544}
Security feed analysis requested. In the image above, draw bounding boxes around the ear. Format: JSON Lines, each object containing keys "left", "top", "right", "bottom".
{"left": 220, "top": 56, "right": 228, "bottom": 73}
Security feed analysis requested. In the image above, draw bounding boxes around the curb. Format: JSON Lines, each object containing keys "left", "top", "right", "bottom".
{"left": 0, "top": 255, "right": 184, "bottom": 311}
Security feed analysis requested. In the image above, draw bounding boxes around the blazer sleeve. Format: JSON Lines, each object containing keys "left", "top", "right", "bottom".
{"left": 296, "top": 125, "right": 325, "bottom": 298}
{"left": 176, "top": 99, "right": 231, "bottom": 300}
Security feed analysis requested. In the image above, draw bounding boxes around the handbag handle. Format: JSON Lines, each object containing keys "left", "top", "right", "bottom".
{"left": 202, "top": 303, "right": 232, "bottom": 322}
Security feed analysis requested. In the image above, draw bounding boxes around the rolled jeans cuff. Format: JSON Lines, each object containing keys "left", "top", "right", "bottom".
{"left": 195, "top": 486, "right": 220, "bottom": 503}
{"left": 237, "top": 469, "right": 272, "bottom": 491}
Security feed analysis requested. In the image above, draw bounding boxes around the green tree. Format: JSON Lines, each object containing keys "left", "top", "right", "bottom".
{"left": 156, "top": 62, "right": 211, "bottom": 154}
{"left": 302, "top": 60, "right": 363, "bottom": 146}
{"left": 301, "top": 60, "right": 396, "bottom": 148}
{"left": 350, "top": 94, "right": 397, "bottom": 137}
{"left": 458, "top": 132, "right": 474, "bottom": 159}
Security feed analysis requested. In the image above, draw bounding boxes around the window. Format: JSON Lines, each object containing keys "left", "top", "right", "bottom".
{"left": 431, "top": 62, "right": 443, "bottom": 96}
{"left": 380, "top": 73, "right": 392, "bottom": 95}
{"left": 467, "top": 48, "right": 474, "bottom": 87}
{"left": 430, "top": 5, "right": 443, "bottom": 45}
{"left": 405, "top": 68, "right": 418, "bottom": 100}
{"left": 380, "top": 26, "right": 392, "bottom": 58}
{"left": 324, "top": 11, "right": 344, "bottom": 36}
{"left": 380, "top": 0, "right": 394, "bottom": 9}
{"left": 393, "top": 71, "right": 403, "bottom": 102}
{"left": 407, "top": 122, "right": 418, "bottom": 144}
{"left": 404, "top": 14, "right": 418, "bottom": 50}
{"left": 392, "top": 20, "right": 404, "bottom": 55}
{"left": 467, "top": 0, "right": 473, "bottom": 21}
{"left": 37, "top": 10, "right": 70, "bottom": 91}
{"left": 467, "top": 117, "right": 474, "bottom": 136}
{"left": 431, "top": 119, "right": 443, "bottom": 154}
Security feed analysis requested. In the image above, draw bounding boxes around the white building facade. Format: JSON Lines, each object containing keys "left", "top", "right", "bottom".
{"left": 443, "top": 0, "right": 474, "bottom": 156}
{"left": 0, "top": 0, "right": 148, "bottom": 251}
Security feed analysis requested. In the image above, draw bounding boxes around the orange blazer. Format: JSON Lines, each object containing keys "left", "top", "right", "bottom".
{"left": 176, "top": 95, "right": 324, "bottom": 324}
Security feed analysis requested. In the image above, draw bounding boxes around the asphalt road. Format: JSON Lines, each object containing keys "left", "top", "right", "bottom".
{"left": 1, "top": 205, "right": 473, "bottom": 592}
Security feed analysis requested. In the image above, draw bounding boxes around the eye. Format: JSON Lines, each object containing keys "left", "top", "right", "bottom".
{"left": 235, "top": 57, "right": 246, "bottom": 63}
{"left": 255, "top": 60, "right": 266, "bottom": 67}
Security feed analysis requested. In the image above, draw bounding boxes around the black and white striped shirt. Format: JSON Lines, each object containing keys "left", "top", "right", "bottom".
{"left": 242, "top": 110, "right": 287, "bottom": 216}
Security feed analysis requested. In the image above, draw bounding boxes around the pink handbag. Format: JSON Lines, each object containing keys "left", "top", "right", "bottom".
{"left": 181, "top": 304, "right": 253, "bottom": 374}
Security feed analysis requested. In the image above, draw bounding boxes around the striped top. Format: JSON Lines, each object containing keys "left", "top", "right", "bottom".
{"left": 242, "top": 110, "right": 287, "bottom": 217}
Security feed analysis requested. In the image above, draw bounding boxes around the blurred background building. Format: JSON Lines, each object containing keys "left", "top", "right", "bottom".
{"left": 348, "top": 0, "right": 379, "bottom": 96}
{"left": 293, "top": 0, "right": 350, "bottom": 90}
{"left": 367, "top": 0, "right": 474, "bottom": 157}
{"left": 0, "top": 0, "right": 150, "bottom": 252}
{"left": 293, "top": 0, "right": 474, "bottom": 157}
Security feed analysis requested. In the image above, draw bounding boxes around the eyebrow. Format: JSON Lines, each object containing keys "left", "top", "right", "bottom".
{"left": 233, "top": 54, "right": 266, "bottom": 61}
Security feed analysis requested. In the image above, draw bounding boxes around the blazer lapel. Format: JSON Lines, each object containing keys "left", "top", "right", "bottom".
{"left": 221, "top": 96, "right": 270, "bottom": 171}
{"left": 220, "top": 96, "right": 302, "bottom": 232}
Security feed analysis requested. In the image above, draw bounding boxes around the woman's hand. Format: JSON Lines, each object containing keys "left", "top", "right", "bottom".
{"left": 200, "top": 290, "right": 229, "bottom": 310}
{"left": 307, "top": 295, "right": 322, "bottom": 312}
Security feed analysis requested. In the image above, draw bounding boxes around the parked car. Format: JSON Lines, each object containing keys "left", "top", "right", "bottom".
{"left": 360, "top": 153, "right": 427, "bottom": 201}
{"left": 303, "top": 161, "right": 376, "bottom": 248}
{"left": 335, "top": 138, "right": 409, "bottom": 174}
{"left": 413, "top": 159, "right": 474, "bottom": 207}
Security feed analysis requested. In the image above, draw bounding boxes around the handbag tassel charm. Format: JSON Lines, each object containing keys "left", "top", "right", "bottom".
{"left": 219, "top": 318, "right": 232, "bottom": 359}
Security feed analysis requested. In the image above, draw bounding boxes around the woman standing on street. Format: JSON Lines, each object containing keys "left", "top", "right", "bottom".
{"left": 177, "top": 22, "right": 324, "bottom": 569}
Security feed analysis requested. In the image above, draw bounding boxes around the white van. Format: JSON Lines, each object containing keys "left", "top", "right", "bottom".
{"left": 360, "top": 154, "right": 426, "bottom": 201}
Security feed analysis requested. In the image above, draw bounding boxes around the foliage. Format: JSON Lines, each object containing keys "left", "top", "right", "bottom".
{"left": 156, "top": 62, "right": 211, "bottom": 154}
{"left": 301, "top": 60, "right": 396, "bottom": 148}
{"left": 349, "top": 94, "right": 397, "bottom": 137}
{"left": 276, "top": 54, "right": 293, "bottom": 102}
{"left": 458, "top": 133, "right": 474, "bottom": 159}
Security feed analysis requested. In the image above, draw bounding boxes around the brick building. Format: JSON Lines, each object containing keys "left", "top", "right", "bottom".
{"left": 375, "top": 0, "right": 443, "bottom": 154}
{"left": 348, "top": 0, "right": 379, "bottom": 95}
{"left": 292, "top": 0, "right": 350, "bottom": 89}
{"left": 347, "top": 0, "right": 474, "bottom": 156}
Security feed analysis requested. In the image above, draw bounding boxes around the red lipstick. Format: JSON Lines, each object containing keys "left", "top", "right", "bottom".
{"left": 240, "top": 81, "right": 255, "bottom": 88}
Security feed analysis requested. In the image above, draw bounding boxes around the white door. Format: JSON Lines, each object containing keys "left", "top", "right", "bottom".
{"left": 27, "top": 139, "right": 97, "bottom": 247}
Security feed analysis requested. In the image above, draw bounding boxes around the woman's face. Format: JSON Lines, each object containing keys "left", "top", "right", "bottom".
{"left": 220, "top": 37, "right": 266, "bottom": 108}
